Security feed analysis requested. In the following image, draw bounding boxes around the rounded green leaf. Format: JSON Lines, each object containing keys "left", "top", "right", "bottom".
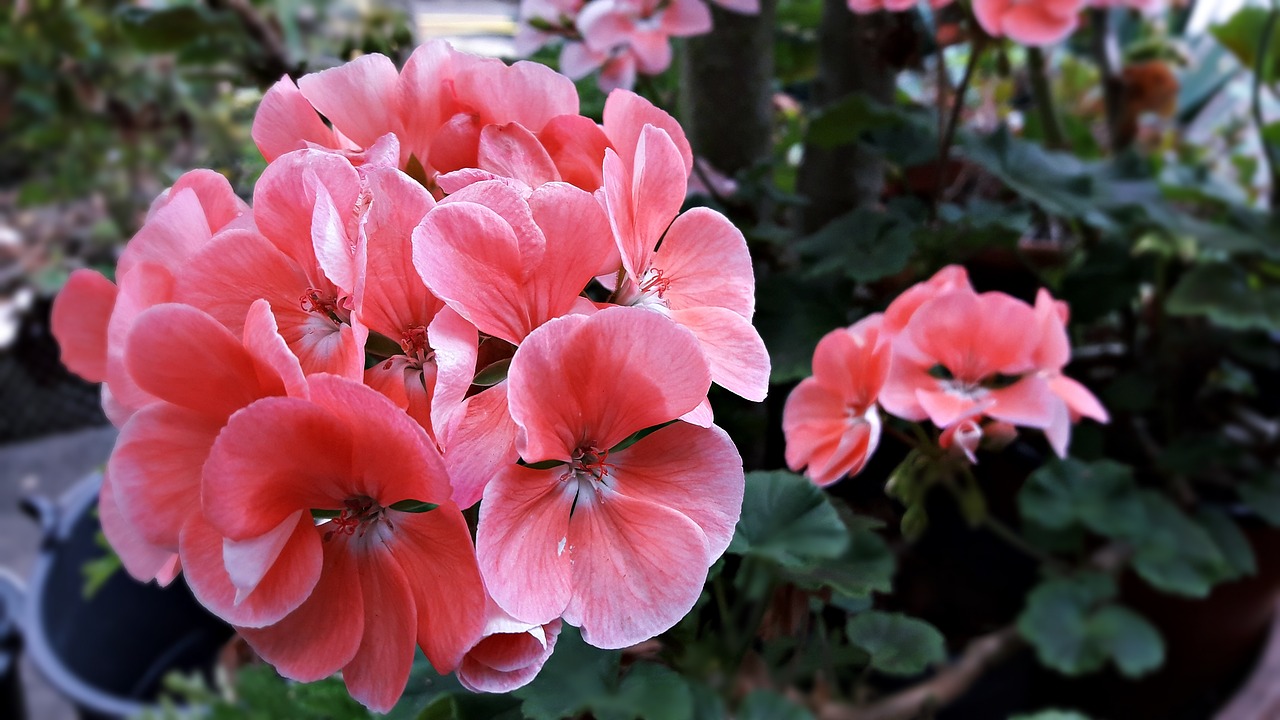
{"left": 728, "top": 471, "right": 850, "bottom": 567}
{"left": 846, "top": 611, "right": 946, "bottom": 676}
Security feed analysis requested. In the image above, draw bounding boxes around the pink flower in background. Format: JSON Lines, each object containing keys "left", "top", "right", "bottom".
{"left": 458, "top": 596, "right": 563, "bottom": 693}
{"left": 847, "top": 0, "right": 953, "bottom": 12}
{"left": 1029, "top": 289, "right": 1110, "bottom": 455}
{"left": 1086, "top": 0, "right": 1163, "bottom": 13}
{"left": 197, "top": 375, "right": 485, "bottom": 712}
{"left": 602, "top": 124, "right": 770, "bottom": 403}
{"left": 477, "top": 308, "right": 743, "bottom": 649}
{"left": 973, "top": 0, "right": 1085, "bottom": 46}
{"left": 881, "top": 264, "right": 972, "bottom": 337}
{"left": 784, "top": 315, "right": 891, "bottom": 485}
{"left": 578, "top": 0, "right": 711, "bottom": 80}
{"left": 880, "top": 287, "right": 1056, "bottom": 429}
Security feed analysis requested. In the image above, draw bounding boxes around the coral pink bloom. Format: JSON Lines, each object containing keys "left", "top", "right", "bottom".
{"left": 51, "top": 171, "right": 249, "bottom": 424}
{"left": 880, "top": 288, "right": 1060, "bottom": 432}
{"left": 197, "top": 375, "right": 485, "bottom": 712}
{"left": 413, "top": 178, "right": 615, "bottom": 506}
{"left": 478, "top": 307, "right": 743, "bottom": 649}
{"left": 560, "top": 40, "right": 641, "bottom": 92}
{"left": 939, "top": 418, "right": 1018, "bottom": 463}
{"left": 254, "top": 53, "right": 405, "bottom": 164}
{"left": 578, "top": 0, "right": 711, "bottom": 77}
{"left": 784, "top": 315, "right": 890, "bottom": 485}
{"left": 175, "top": 149, "right": 369, "bottom": 379}
{"left": 1029, "top": 288, "right": 1109, "bottom": 455}
{"left": 107, "top": 301, "right": 305, "bottom": 560}
{"left": 516, "top": 0, "right": 586, "bottom": 56}
{"left": 881, "top": 264, "right": 972, "bottom": 337}
{"left": 458, "top": 595, "right": 562, "bottom": 693}
{"left": 406, "top": 45, "right": 580, "bottom": 176}
{"left": 602, "top": 124, "right": 769, "bottom": 402}
{"left": 848, "top": 0, "right": 920, "bottom": 12}
{"left": 973, "top": 0, "right": 1085, "bottom": 46}
{"left": 1087, "top": 0, "right": 1162, "bottom": 13}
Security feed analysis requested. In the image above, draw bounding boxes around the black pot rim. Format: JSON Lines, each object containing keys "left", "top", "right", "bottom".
{"left": 20, "top": 473, "right": 149, "bottom": 718}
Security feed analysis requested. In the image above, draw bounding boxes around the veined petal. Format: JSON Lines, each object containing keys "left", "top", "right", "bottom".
{"left": 508, "top": 307, "right": 710, "bottom": 462}
{"left": 253, "top": 76, "right": 337, "bottom": 162}
{"left": 297, "top": 53, "right": 402, "bottom": 151}
{"left": 99, "top": 471, "right": 181, "bottom": 585}
{"left": 476, "top": 465, "right": 574, "bottom": 625}
{"left": 607, "top": 423, "right": 743, "bottom": 558}
{"left": 654, "top": 208, "right": 755, "bottom": 319}
{"left": 51, "top": 269, "right": 117, "bottom": 383}
{"left": 237, "top": 540, "right": 364, "bottom": 682}
{"left": 179, "top": 512, "right": 322, "bottom": 628}
{"left": 564, "top": 487, "right": 709, "bottom": 649}
{"left": 341, "top": 540, "right": 418, "bottom": 713}
{"left": 669, "top": 306, "right": 769, "bottom": 402}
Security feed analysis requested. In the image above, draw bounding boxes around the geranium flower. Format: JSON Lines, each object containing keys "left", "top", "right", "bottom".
{"left": 458, "top": 594, "right": 562, "bottom": 693}
{"left": 577, "top": 0, "right": 713, "bottom": 80}
{"left": 195, "top": 375, "right": 485, "bottom": 712}
{"left": 784, "top": 315, "right": 891, "bottom": 485}
{"left": 1029, "top": 288, "right": 1110, "bottom": 455}
{"left": 477, "top": 307, "right": 742, "bottom": 649}
{"left": 880, "top": 287, "right": 1055, "bottom": 429}
{"left": 973, "top": 0, "right": 1085, "bottom": 46}
{"left": 601, "top": 124, "right": 769, "bottom": 403}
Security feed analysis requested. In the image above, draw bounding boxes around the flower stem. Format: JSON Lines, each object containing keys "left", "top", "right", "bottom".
{"left": 1026, "top": 47, "right": 1067, "bottom": 149}
{"left": 936, "top": 38, "right": 987, "bottom": 208}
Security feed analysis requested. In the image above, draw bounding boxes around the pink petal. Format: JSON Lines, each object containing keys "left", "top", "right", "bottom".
{"left": 427, "top": 306, "right": 480, "bottom": 436}
{"left": 527, "top": 182, "right": 616, "bottom": 315}
{"left": 108, "top": 403, "right": 222, "bottom": 548}
{"left": 51, "top": 269, "right": 117, "bottom": 383}
{"left": 602, "top": 90, "right": 693, "bottom": 177}
{"left": 810, "top": 318, "right": 889, "bottom": 409}
{"left": 253, "top": 76, "right": 337, "bottom": 162}
{"left": 507, "top": 307, "right": 710, "bottom": 462}
{"left": 179, "top": 512, "right": 322, "bottom": 628}
{"left": 202, "top": 396, "right": 354, "bottom": 540}
{"left": 237, "top": 540, "right": 364, "bottom": 682}
{"left": 458, "top": 619, "right": 560, "bottom": 693}
{"left": 242, "top": 299, "right": 309, "bottom": 400}
{"left": 341, "top": 542, "right": 418, "bottom": 713}
{"left": 564, "top": 487, "right": 709, "bottom": 649}
{"left": 439, "top": 383, "right": 519, "bottom": 509}
{"left": 310, "top": 180, "right": 359, "bottom": 294}
{"left": 253, "top": 149, "right": 362, "bottom": 274}
{"left": 558, "top": 41, "right": 605, "bottom": 80}
{"left": 413, "top": 199, "right": 535, "bottom": 345}
{"left": 98, "top": 471, "right": 181, "bottom": 585}
{"left": 670, "top": 306, "right": 770, "bottom": 402}
{"left": 297, "top": 53, "right": 402, "bottom": 151}
{"left": 681, "top": 397, "right": 714, "bottom": 427}
{"left": 477, "top": 122, "right": 561, "bottom": 188}
{"left": 539, "top": 114, "right": 611, "bottom": 191}
{"left": 117, "top": 188, "right": 213, "bottom": 280}
{"left": 1048, "top": 374, "right": 1109, "bottom": 423}
{"left": 663, "top": 0, "right": 714, "bottom": 35}
{"left": 398, "top": 40, "right": 482, "bottom": 168}
{"left": 607, "top": 422, "right": 743, "bottom": 558}
{"left": 124, "top": 304, "right": 269, "bottom": 418}
{"left": 655, "top": 207, "right": 755, "bottom": 319}
{"left": 986, "top": 375, "right": 1059, "bottom": 428}
{"left": 388, "top": 509, "right": 487, "bottom": 673}
{"left": 916, "top": 388, "right": 991, "bottom": 429}
{"left": 354, "top": 166, "right": 441, "bottom": 338}
{"left": 477, "top": 465, "right": 575, "bottom": 624}
{"left": 622, "top": 125, "right": 688, "bottom": 279}
{"left": 454, "top": 58, "right": 580, "bottom": 132}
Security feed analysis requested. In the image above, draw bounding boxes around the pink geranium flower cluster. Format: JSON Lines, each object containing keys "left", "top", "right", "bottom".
{"left": 516, "top": 0, "right": 759, "bottom": 92}
{"left": 783, "top": 266, "right": 1108, "bottom": 486}
{"left": 52, "top": 41, "right": 767, "bottom": 711}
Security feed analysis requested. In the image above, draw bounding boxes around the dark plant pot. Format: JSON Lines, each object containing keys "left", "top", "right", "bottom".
{"left": 0, "top": 568, "right": 27, "bottom": 720}
{"left": 1029, "top": 517, "right": 1280, "bottom": 719}
{"left": 21, "top": 474, "right": 233, "bottom": 720}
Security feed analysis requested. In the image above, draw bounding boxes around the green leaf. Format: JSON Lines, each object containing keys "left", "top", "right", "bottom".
{"left": 806, "top": 94, "right": 903, "bottom": 149}
{"left": 784, "top": 514, "right": 895, "bottom": 600}
{"left": 1087, "top": 606, "right": 1165, "bottom": 678}
{"left": 1018, "top": 573, "right": 1117, "bottom": 675}
{"left": 1197, "top": 508, "right": 1257, "bottom": 580}
{"left": 595, "top": 663, "right": 694, "bottom": 720}
{"left": 728, "top": 471, "right": 850, "bottom": 567}
{"left": 754, "top": 273, "right": 852, "bottom": 383}
{"left": 1017, "top": 459, "right": 1143, "bottom": 536}
{"left": 116, "top": 6, "right": 226, "bottom": 52}
{"left": 1166, "top": 263, "right": 1280, "bottom": 332}
{"left": 846, "top": 611, "right": 947, "bottom": 676}
{"left": 1239, "top": 471, "right": 1280, "bottom": 526}
{"left": 796, "top": 207, "right": 915, "bottom": 284}
{"left": 1211, "top": 7, "right": 1280, "bottom": 84}
{"left": 514, "top": 626, "right": 619, "bottom": 720}
{"left": 389, "top": 499, "right": 440, "bottom": 514}
{"left": 736, "top": 689, "right": 816, "bottom": 720}
{"left": 472, "top": 358, "right": 512, "bottom": 387}
{"left": 1128, "top": 491, "right": 1231, "bottom": 597}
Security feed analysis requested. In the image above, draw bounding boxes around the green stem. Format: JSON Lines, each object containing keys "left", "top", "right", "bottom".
{"left": 1252, "top": 7, "right": 1280, "bottom": 207}
{"left": 1026, "top": 47, "right": 1068, "bottom": 149}
{"left": 935, "top": 38, "right": 987, "bottom": 208}
{"left": 712, "top": 573, "right": 738, "bottom": 651}
{"left": 1090, "top": 7, "right": 1126, "bottom": 153}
